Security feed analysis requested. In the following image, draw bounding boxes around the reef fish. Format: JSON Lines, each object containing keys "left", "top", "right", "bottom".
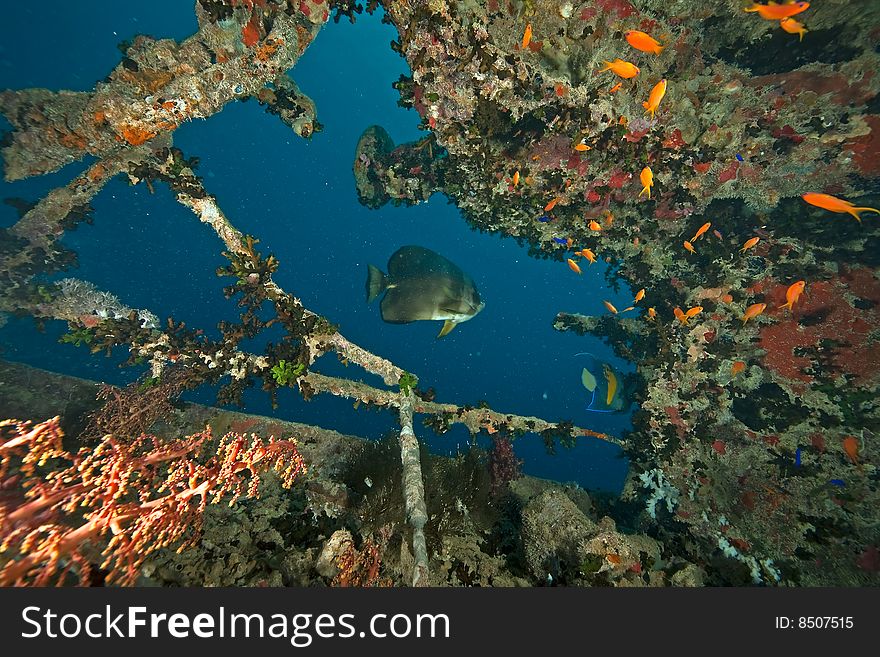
{"left": 599, "top": 59, "right": 641, "bottom": 79}
{"left": 366, "top": 246, "right": 484, "bottom": 338}
{"left": 639, "top": 166, "right": 654, "bottom": 199}
{"left": 512, "top": 170, "right": 520, "bottom": 186}
{"left": 685, "top": 306, "right": 703, "bottom": 320}
{"left": 744, "top": 2, "right": 809, "bottom": 20}
{"left": 643, "top": 79, "right": 667, "bottom": 119}
{"left": 692, "top": 222, "right": 711, "bottom": 241}
{"left": 589, "top": 220, "right": 602, "bottom": 231}
{"left": 604, "top": 300, "right": 619, "bottom": 314}
{"left": 780, "top": 16, "right": 808, "bottom": 40}
{"left": 577, "top": 354, "right": 632, "bottom": 413}
{"left": 545, "top": 197, "right": 560, "bottom": 212}
{"left": 740, "top": 236, "right": 760, "bottom": 253}
{"left": 801, "top": 192, "right": 880, "bottom": 222}
{"left": 684, "top": 240, "right": 696, "bottom": 254}
{"left": 568, "top": 258, "right": 582, "bottom": 275}
{"left": 634, "top": 288, "right": 646, "bottom": 303}
{"left": 580, "top": 248, "right": 597, "bottom": 264}
{"left": 741, "top": 302, "right": 767, "bottom": 325}
{"left": 624, "top": 30, "right": 664, "bottom": 55}
{"left": 780, "top": 280, "right": 806, "bottom": 311}
{"left": 522, "top": 23, "right": 532, "bottom": 49}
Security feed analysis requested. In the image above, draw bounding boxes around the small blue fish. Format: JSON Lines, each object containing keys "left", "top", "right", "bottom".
{"left": 552, "top": 237, "right": 567, "bottom": 245}
{"left": 538, "top": 216, "right": 551, "bottom": 223}
{"left": 735, "top": 153, "right": 744, "bottom": 162}
{"left": 795, "top": 447, "right": 801, "bottom": 467}
{"left": 829, "top": 479, "right": 846, "bottom": 487}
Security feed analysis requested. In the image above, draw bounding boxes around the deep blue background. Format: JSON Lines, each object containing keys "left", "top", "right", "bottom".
{"left": 0, "top": 2, "right": 632, "bottom": 492}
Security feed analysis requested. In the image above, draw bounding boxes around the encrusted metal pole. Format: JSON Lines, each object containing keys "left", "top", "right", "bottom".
{"left": 398, "top": 394, "right": 429, "bottom": 586}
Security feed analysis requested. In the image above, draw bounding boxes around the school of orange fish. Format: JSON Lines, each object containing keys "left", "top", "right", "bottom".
{"left": 521, "top": 4, "right": 879, "bottom": 331}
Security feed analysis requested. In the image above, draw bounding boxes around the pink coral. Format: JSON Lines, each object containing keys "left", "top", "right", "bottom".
{"left": 759, "top": 269, "right": 880, "bottom": 386}
{"left": 847, "top": 115, "right": 880, "bottom": 176}
{"left": 487, "top": 436, "right": 522, "bottom": 496}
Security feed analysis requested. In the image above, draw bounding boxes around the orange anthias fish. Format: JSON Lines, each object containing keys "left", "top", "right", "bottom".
{"left": 574, "top": 142, "right": 591, "bottom": 152}
{"left": 643, "top": 79, "right": 667, "bottom": 119}
{"left": 522, "top": 23, "right": 532, "bottom": 49}
{"left": 684, "top": 240, "right": 696, "bottom": 254}
{"left": 842, "top": 436, "right": 860, "bottom": 465}
{"left": 544, "top": 197, "right": 560, "bottom": 212}
{"left": 589, "top": 220, "right": 602, "bottom": 231}
{"left": 599, "top": 59, "right": 641, "bottom": 79}
{"left": 580, "top": 248, "right": 597, "bottom": 264}
{"left": 639, "top": 166, "right": 654, "bottom": 199}
{"left": 647, "top": 307, "right": 657, "bottom": 320}
{"left": 634, "top": 288, "right": 646, "bottom": 303}
{"left": 740, "top": 236, "right": 760, "bottom": 253}
{"left": 625, "top": 30, "right": 664, "bottom": 56}
{"left": 512, "top": 170, "right": 520, "bottom": 186}
{"left": 802, "top": 192, "right": 880, "bottom": 222}
{"left": 567, "top": 258, "right": 582, "bottom": 275}
{"left": 780, "top": 17, "right": 808, "bottom": 41}
{"left": 741, "top": 302, "right": 767, "bottom": 325}
{"left": 731, "top": 360, "right": 746, "bottom": 377}
{"left": 692, "top": 221, "right": 711, "bottom": 241}
{"left": 779, "top": 280, "right": 806, "bottom": 311}
{"left": 604, "top": 300, "right": 619, "bottom": 314}
{"left": 673, "top": 307, "right": 688, "bottom": 325}
{"left": 744, "top": 2, "right": 809, "bottom": 21}
{"left": 604, "top": 211, "right": 614, "bottom": 226}
{"left": 685, "top": 306, "right": 703, "bottom": 320}
{"left": 609, "top": 82, "right": 623, "bottom": 94}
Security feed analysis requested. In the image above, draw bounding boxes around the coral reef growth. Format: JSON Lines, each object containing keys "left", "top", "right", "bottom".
{"left": 0, "top": 416, "right": 305, "bottom": 585}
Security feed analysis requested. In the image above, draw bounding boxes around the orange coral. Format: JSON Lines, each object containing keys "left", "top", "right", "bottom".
{"left": 242, "top": 13, "right": 261, "bottom": 48}
{"left": 57, "top": 130, "right": 87, "bottom": 150}
{"left": 295, "top": 23, "right": 314, "bottom": 54}
{"left": 255, "top": 39, "right": 281, "bottom": 62}
{"left": 120, "top": 125, "right": 157, "bottom": 145}
{"left": 86, "top": 163, "right": 106, "bottom": 182}
{"left": 0, "top": 419, "right": 306, "bottom": 586}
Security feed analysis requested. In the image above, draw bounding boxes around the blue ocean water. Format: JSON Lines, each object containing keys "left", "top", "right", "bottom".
{"left": 0, "top": 2, "right": 632, "bottom": 492}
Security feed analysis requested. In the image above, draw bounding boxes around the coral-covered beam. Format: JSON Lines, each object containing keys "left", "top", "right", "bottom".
{"left": 168, "top": 159, "right": 405, "bottom": 385}
{"left": 303, "top": 371, "right": 621, "bottom": 445}
{"left": 397, "top": 395, "right": 429, "bottom": 586}
{"left": 0, "top": 8, "right": 323, "bottom": 181}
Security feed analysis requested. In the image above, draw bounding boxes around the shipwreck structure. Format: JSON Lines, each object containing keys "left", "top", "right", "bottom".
{"left": 1, "top": 0, "right": 878, "bottom": 585}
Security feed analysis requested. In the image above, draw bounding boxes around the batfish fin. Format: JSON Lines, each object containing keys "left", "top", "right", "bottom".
{"left": 437, "top": 320, "right": 457, "bottom": 338}
{"left": 366, "top": 264, "right": 388, "bottom": 303}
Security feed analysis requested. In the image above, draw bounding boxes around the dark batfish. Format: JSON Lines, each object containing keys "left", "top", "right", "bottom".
{"left": 366, "top": 246, "right": 485, "bottom": 338}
